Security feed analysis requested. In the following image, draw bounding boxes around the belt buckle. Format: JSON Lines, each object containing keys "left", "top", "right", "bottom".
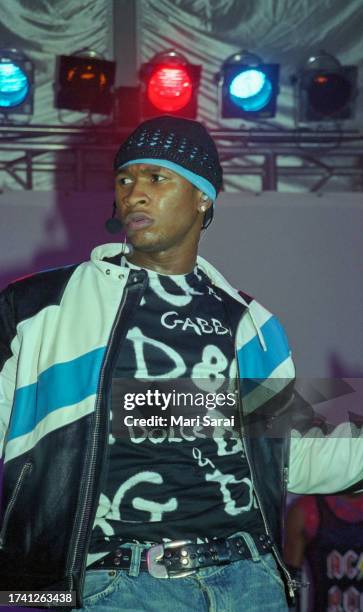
{"left": 146, "top": 540, "right": 197, "bottom": 579}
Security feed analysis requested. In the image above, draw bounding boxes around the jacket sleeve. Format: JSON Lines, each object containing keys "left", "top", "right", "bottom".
{"left": 0, "top": 285, "right": 18, "bottom": 457}
{"left": 288, "top": 425, "right": 363, "bottom": 494}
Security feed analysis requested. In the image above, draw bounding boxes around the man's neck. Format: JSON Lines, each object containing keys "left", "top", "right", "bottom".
{"left": 126, "top": 250, "right": 197, "bottom": 275}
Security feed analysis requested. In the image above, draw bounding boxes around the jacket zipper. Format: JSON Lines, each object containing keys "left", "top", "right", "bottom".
{"left": 234, "top": 343, "right": 295, "bottom": 598}
{"left": 0, "top": 460, "right": 33, "bottom": 549}
{"left": 66, "top": 284, "right": 130, "bottom": 591}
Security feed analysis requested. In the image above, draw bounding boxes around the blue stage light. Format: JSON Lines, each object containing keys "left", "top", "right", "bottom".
{"left": 218, "top": 51, "right": 279, "bottom": 119}
{"left": 0, "top": 50, "right": 34, "bottom": 115}
{"left": 0, "top": 60, "right": 30, "bottom": 108}
{"left": 229, "top": 69, "right": 273, "bottom": 112}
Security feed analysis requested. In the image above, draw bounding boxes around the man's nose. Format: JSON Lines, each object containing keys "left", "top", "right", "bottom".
{"left": 124, "top": 180, "right": 149, "bottom": 207}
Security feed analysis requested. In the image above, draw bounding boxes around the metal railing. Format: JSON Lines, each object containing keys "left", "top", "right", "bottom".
{"left": 1, "top": 124, "right": 362, "bottom": 192}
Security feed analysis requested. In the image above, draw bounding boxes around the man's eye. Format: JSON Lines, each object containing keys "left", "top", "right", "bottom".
{"left": 151, "top": 174, "right": 166, "bottom": 182}
{"left": 118, "top": 177, "right": 132, "bottom": 185}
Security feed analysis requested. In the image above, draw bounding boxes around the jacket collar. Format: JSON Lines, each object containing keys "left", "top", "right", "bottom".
{"left": 90, "top": 243, "right": 267, "bottom": 351}
{"left": 91, "top": 243, "right": 247, "bottom": 305}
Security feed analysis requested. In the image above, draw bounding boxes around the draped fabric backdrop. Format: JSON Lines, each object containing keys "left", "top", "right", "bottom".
{"left": 0, "top": 0, "right": 113, "bottom": 124}
{"left": 0, "top": 0, "right": 362, "bottom": 191}
{"left": 0, "top": 0, "right": 113, "bottom": 189}
{"left": 137, "top": 0, "right": 363, "bottom": 191}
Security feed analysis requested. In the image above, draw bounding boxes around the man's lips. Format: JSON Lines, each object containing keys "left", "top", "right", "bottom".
{"left": 124, "top": 212, "right": 154, "bottom": 231}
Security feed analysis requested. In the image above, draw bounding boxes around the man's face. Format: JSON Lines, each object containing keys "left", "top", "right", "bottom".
{"left": 114, "top": 163, "right": 205, "bottom": 254}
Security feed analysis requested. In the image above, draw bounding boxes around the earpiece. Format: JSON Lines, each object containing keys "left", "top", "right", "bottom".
{"left": 199, "top": 193, "right": 209, "bottom": 213}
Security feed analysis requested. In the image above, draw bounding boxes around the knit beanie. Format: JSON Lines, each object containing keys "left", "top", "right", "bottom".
{"left": 113, "top": 115, "right": 223, "bottom": 202}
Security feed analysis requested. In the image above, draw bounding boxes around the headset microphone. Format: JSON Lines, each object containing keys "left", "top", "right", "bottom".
{"left": 105, "top": 202, "right": 134, "bottom": 255}
{"left": 105, "top": 202, "right": 123, "bottom": 234}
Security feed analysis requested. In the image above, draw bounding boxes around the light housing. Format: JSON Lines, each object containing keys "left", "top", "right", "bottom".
{"left": 55, "top": 50, "right": 116, "bottom": 115}
{"left": 0, "top": 49, "right": 34, "bottom": 115}
{"left": 218, "top": 51, "right": 279, "bottom": 119}
{"left": 140, "top": 50, "right": 201, "bottom": 119}
{"left": 297, "top": 52, "right": 358, "bottom": 121}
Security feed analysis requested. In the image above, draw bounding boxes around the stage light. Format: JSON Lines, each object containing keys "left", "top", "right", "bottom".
{"left": 0, "top": 49, "right": 34, "bottom": 115}
{"left": 229, "top": 69, "right": 273, "bottom": 112}
{"left": 297, "top": 52, "right": 358, "bottom": 121}
{"left": 147, "top": 65, "right": 192, "bottom": 112}
{"left": 140, "top": 50, "right": 201, "bottom": 119}
{"left": 55, "top": 50, "right": 115, "bottom": 115}
{"left": 218, "top": 51, "right": 279, "bottom": 119}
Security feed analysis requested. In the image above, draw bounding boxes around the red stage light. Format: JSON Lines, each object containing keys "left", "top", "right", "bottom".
{"left": 147, "top": 65, "right": 193, "bottom": 112}
{"left": 140, "top": 50, "right": 201, "bottom": 119}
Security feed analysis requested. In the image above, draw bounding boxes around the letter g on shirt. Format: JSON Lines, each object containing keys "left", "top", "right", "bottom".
{"left": 161, "top": 311, "right": 230, "bottom": 336}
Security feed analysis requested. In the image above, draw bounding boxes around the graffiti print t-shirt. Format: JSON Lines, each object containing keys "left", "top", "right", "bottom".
{"left": 88, "top": 259, "right": 265, "bottom": 561}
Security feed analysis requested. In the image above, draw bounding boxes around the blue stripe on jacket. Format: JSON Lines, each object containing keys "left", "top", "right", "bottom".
{"left": 7, "top": 347, "right": 106, "bottom": 441}
{"left": 237, "top": 316, "right": 291, "bottom": 395}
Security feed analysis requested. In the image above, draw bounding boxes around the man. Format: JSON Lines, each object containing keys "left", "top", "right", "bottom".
{"left": 284, "top": 494, "right": 363, "bottom": 611}
{"left": 0, "top": 116, "right": 362, "bottom": 611}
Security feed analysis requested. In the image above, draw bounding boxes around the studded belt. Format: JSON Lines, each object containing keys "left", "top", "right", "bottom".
{"left": 87, "top": 533, "right": 273, "bottom": 578}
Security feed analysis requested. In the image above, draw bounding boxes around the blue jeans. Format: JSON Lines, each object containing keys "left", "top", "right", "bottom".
{"left": 75, "top": 537, "right": 288, "bottom": 611}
